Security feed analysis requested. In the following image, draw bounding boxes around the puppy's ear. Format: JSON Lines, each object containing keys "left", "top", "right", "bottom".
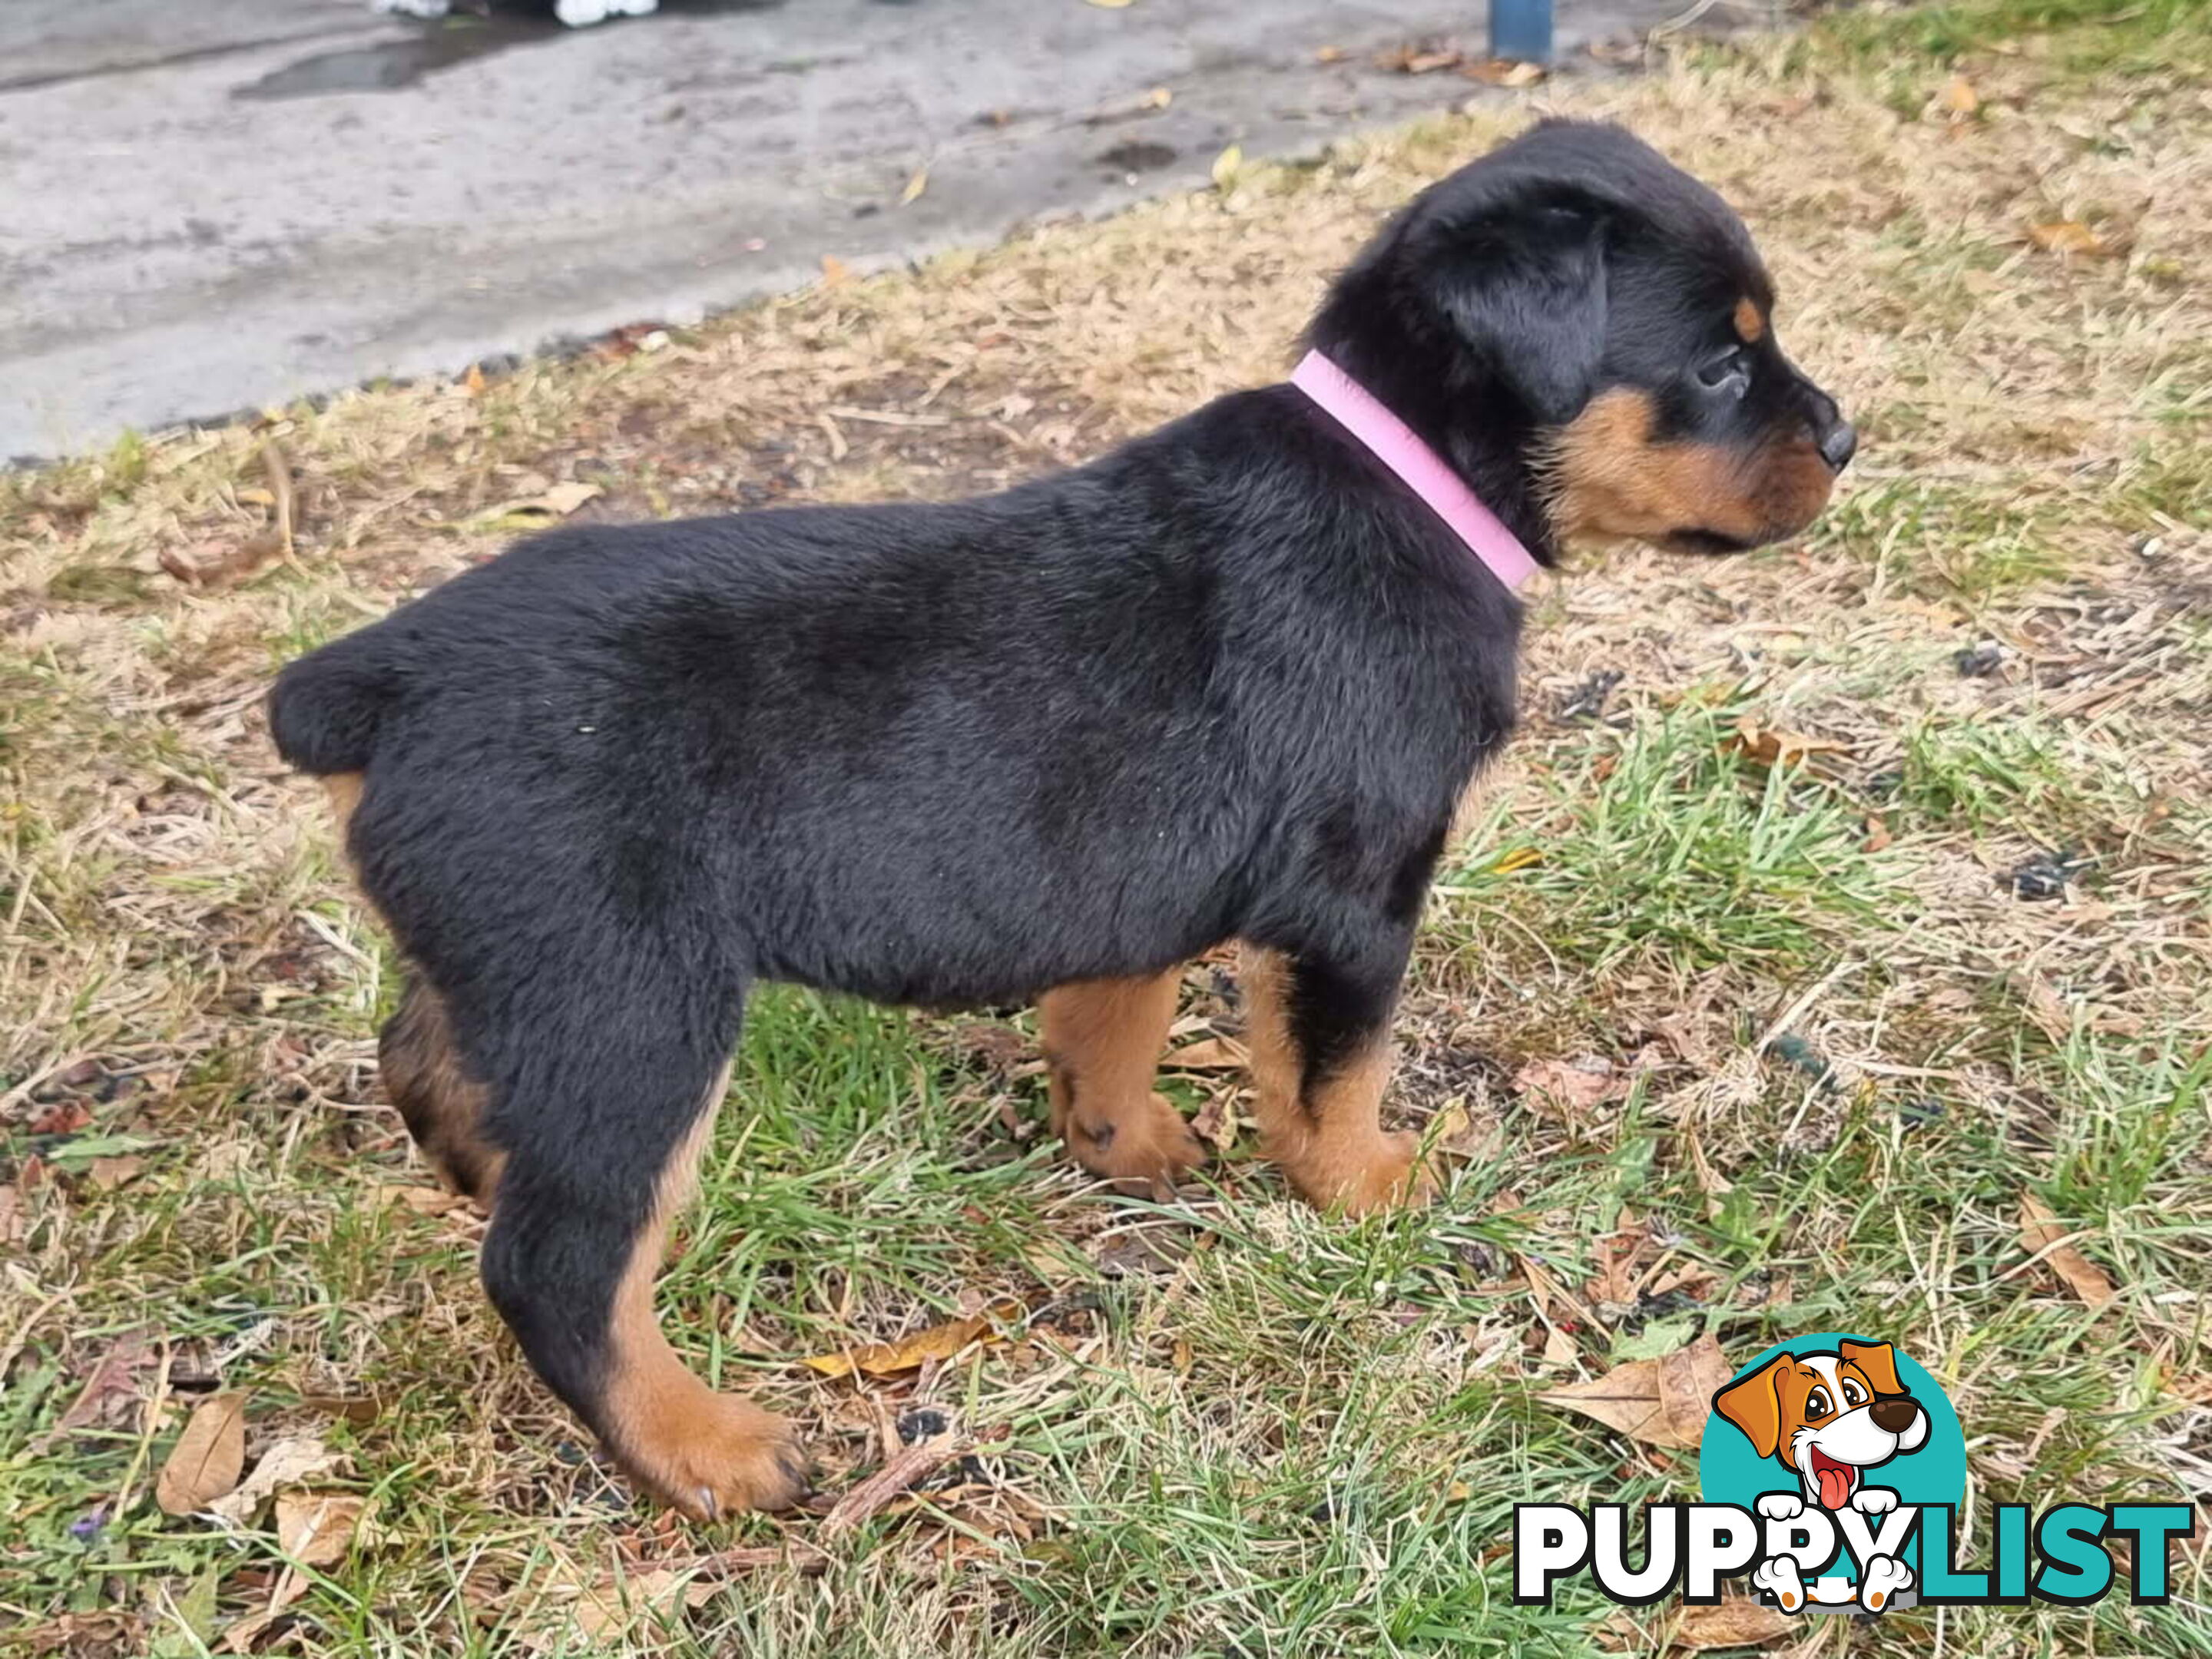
{"left": 1713, "top": 1355, "right": 1791, "bottom": 1459}
{"left": 1839, "top": 1339, "right": 1905, "bottom": 1396}
{"left": 1416, "top": 188, "right": 1611, "bottom": 425}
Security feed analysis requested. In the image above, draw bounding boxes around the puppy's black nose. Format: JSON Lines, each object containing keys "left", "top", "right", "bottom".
{"left": 1870, "top": 1396, "right": 1919, "bottom": 1434}
{"left": 1818, "top": 420, "right": 1858, "bottom": 473}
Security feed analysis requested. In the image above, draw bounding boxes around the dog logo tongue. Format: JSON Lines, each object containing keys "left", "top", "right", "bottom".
{"left": 1811, "top": 1450, "right": 1853, "bottom": 1509}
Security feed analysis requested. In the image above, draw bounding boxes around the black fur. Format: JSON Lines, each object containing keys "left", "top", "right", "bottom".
{"left": 269, "top": 118, "right": 1849, "bottom": 1477}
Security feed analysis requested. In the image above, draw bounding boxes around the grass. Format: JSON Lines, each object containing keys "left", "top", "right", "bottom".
{"left": 4, "top": 1, "right": 2211, "bottom": 1654}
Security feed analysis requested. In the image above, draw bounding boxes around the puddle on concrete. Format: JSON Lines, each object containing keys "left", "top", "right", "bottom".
{"left": 234, "top": 0, "right": 789, "bottom": 102}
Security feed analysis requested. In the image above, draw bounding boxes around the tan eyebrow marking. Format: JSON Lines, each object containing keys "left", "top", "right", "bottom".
{"left": 1734, "top": 296, "right": 1766, "bottom": 343}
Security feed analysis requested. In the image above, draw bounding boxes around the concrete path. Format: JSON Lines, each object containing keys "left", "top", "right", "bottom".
{"left": 0, "top": 0, "right": 1679, "bottom": 461}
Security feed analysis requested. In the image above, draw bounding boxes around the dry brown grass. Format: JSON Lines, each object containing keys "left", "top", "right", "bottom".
{"left": 3, "top": 8, "right": 2209, "bottom": 1657}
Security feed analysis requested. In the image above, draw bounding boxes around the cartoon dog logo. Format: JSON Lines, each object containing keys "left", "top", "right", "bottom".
{"left": 1712, "top": 1338, "right": 1931, "bottom": 1612}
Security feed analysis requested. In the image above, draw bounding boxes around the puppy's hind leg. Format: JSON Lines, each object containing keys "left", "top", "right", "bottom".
{"left": 380, "top": 973, "right": 504, "bottom": 1205}
{"left": 1040, "top": 968, "right": 1205, "bottom": 1197}
{"left": 475, "top": 966, "right": 805, "bottom": 1520}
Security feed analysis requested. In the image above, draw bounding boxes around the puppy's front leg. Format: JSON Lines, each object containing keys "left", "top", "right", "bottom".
{"left": 1239, "top": 938, "right": 1432, "bottom": 1214}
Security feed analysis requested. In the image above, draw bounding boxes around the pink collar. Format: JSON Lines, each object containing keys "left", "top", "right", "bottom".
{"left": 1290, "top": 349, "right": 1539, "bottom": 592}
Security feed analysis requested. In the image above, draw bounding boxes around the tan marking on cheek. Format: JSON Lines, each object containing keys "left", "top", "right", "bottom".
{"left": 1734, "top": 296, "right": 1766, "bottom": 343}
{"left": 1538, "top": 388, "right": 1837, "bottom": 548}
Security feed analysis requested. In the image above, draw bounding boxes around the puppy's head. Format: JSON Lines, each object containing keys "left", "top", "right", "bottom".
{"left": 1315, "top": 120, "right": 1853, "bottom": 556}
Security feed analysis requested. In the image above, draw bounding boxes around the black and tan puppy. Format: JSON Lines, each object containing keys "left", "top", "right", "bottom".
{"left": 270, "top": 120, "right": 1853, "bottom": 1518}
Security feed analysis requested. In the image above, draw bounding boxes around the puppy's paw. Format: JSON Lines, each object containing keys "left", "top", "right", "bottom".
{"left": 1286, "top": 1128, "right": 1435, "bottom": 1216}
{"left": 1066, "top": 1091, "right": 1207, "bottom": 1199}
{"left": 618, "top": 1391, "right": 809, "bottom": 1522}
{"left": 1852, "top": 1485, "right": 1899, "bottom": 1515}
{"left": 1859, "top": 1555, "right": 1913, "bottom": 1612}
{"left": 1756, "top": 1492, "right": 1806, "bottom": 1522}
{"left": 1750, "top": 1556, "right": 1806, "bottom": 1613}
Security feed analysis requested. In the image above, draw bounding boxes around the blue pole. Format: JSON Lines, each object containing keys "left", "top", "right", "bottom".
{"left": 1490, "top": 0, "right": 1555, "bottom": 63}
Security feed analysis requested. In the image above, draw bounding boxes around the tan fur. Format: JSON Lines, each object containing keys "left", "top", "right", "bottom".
{"left": 379, "top": 979, "right": 505, "bottom": 1204}
{"left": 1238, "top": 946, "right": 1431, "bottom": 1214}
{"left": 598, "top": 1065, "right": 806, "bottom": 1521}
{"left": 323, "top": 771, "right": 363, "bottom": 839}
{"left": 1538, "top": 388, "right": 1834, "bottom": 548}
{"left": 1039, "top": 969, "right": 1204, "bottom": 1196}
{"left": 1733, "top": 296, "right": 1766, "bottom": 343}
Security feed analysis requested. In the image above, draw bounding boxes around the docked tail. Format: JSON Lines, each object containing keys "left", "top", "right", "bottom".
{"left": 267, "top": 631, "right": 399, "bottom": 776}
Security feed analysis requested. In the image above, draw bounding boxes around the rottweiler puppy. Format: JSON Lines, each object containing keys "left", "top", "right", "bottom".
{"left": 270, "top": 119, "right": 1853, "bottom": 1517}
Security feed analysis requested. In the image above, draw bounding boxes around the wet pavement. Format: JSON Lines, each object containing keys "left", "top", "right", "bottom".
{"left": 0, "top": 0, "right": 1683, "bottom": 459}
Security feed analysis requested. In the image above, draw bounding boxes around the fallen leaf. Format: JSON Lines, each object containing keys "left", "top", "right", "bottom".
{"left": 1190, "top": 1094, "right": 1238, "bottom": 1152}
{"left": 1314, "top": 44, "right": 1344, "bottom": 63}
{"left": 1586, "top": 1223, "right": 1647, "bottom": 1305}
{"left": 1724, "top": 717, "right": 1849, "bottom": 770}
{"left": 463, "top": 363, "right": 487, "bottom": 396}
{"left": 1145, "top": 86, "right": 1172, "bottom": 108}
{"left": 1863, "top": 814, "right": 1892, "bottom": 853}
{"left": 1164, "top": 1036, "right": 1247, "bottom": 1071}
{"left": 1209, "top": 144, "right": 1244, "bottom": 193}
{"left": 1377, "top": 45, "right": 1461, "bottom": 73}
{"left": 1463, "top": 58, "right": 1547, "bottom": 86}
{"left": 899, "top": 168, "right": 929, "bottom": 206}
{"left": 368, "top": 1183, "right": 472, "bottom": 1218}
{"left": 1672, "top": 1597, "right": 1795, "bottom": 1650}
{"left": 39, "top": 1330, "right": 154, "bottom": 1447}
{"left": 1515, "top": 1056, "right": 1620, "bottom": 1118}
{"left": 209, "top": 1436, "right": 344, "bottom": 1525}
{"left": 160, "top": 531, "right": 286, "bottom": 591}
{"left": 2028, "top": 219, "right": 2108, "bottom": 256}
{"left": 157, "top": 1393, "right": 248, "bottom": 1515}
{"left": 800, "top": 1300, "right": 1020, "bottom": 1379}
{"left": 85, "top": 1156, "right": 146, "bottom": 1190}
{"left": 820, "top": 254, "right": 851, "bottom": 286}
{"left": 1939, "top": 75, "right": 1980, "bottom": 116}
{"left": 1537, "top": 1332, "right": 1730, "bottom": 1449}
{"left": 2019, "top": 1192, "right": 2116, "bottom": 1309}
{"left": 273, "top": 1491, "right": 372, "bottom": 1567}
{"left": 1491, "top": 845, "right": 1543, "bottom": 873}
{"left": 1427, "top": 1102, "right": 1504, "bottom": 1162}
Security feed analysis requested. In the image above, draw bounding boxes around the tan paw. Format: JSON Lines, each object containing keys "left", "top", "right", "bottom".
{"left": 1065, "top": 1091, "right": 1207, "bottom": 1198}
{"left": 1284, "top": 1128, "right": 1436, "bottom": 1216}
{"left": 614, "top": 1386, "right": 809, "bottom": 1522}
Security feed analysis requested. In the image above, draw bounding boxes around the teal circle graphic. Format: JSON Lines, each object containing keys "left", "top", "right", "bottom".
{"left": 1698, "top": 1332, "right": 1966, "bottom": 1587}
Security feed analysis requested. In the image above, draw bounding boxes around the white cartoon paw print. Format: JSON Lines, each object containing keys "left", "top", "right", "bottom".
{"left": 1756, "top": 1493, "right": 1805, "bottom": 1521}
{"left": 1751, "top": 1555, "right": 1807, "bottom": 1613}
{"left": 1852, "top": 1486, "right": 1899, "bottom": 1515}
{"left": 1859, "top": 1555, "right": 1914, "bottom": 1612}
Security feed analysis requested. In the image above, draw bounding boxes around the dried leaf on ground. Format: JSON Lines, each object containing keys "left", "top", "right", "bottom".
{"left": 1164, "top": 1035, "right": 1247, "bottom": 1070}
{"left": 1426, "top": 1101, "right": 1504, "bottom": 1162}
{"left": 40, "top": 1330, "right": 154, "bottom": 1446}
{"left": 466, "top": 482, "right": 601, "bottom": 528}
{"left": 159, "top": 532, "right": 286, "bottom": 591}
{"left": 1672, "top": 1598, "right": 1795, "bottom": 1649}
{"left": 1190, "top": 1094, "right": 1238, "bottom": 1151}
{"left": 209, "top": 1435, "right": 345, "bottom": 1525}
{"left": 368, "top": 1182, "right": 472, "bottom": 1217}
{"left": 899, "top": 168, "right": 929, "bottom": 207}
{"left": 801, "top": 1299, "right": 1020, "bottom": 1379}
{"left": 1724, "top": 717, "right": 1849, "bottom": 770}
{"left": 1463, "top": 58, "right": 1546, "bottom": 87}
{"left": 1537, "top": 1333, "right": 1730, "bottom": 1449}
{"left": 273, "top": 1491, "right": 374, "bottom": 1567}
{"left": 1515, "top": 1055, "right": 1620, "bottom": 1118}
{"left": 157, "top": 1392, "right": 248, "bottom": 1515}
{"left": 2028, "top": 219, "right": 2109, "bottom": 255}
{"left": 1586, "top": 1220, "right": 1648, "bottom": 1305}
{"left": 1209, "top": 144, "right": 1244, "bottom": 192}
{"left": 2019, "top": 1192, "right": 2116, "bottom": 1308}
{"left": 1939, "top": 75, "right": 1980, "bottom": 117}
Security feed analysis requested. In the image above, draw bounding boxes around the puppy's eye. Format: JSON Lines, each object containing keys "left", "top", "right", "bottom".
{"left": 1842, "top": 1379, "right": 1866, "bottom": 1407}
{"left": 1697, "top": 347, "right": 1751, "bottom": 394}
{"left": 1805, "top": 1388, "right": 1832, "bottom": 1419}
